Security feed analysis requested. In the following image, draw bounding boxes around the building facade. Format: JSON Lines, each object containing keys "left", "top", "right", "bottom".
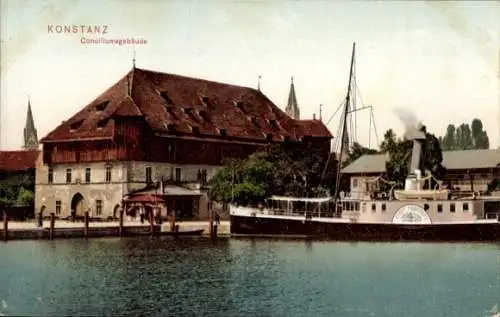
{"left": 35, "top": 67, "right": 332, "bottom": 219}
{"left": 0, "top": 100, "right": 40, "bottom": 219}
{"left": 342, "top": 149, "right": 500, "bottom": 197}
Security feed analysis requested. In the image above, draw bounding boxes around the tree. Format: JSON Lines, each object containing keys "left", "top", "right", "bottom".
{"left": 383, "top": 125, "right": 447, "bottom": 189}
{"left": 487, "top": 177, "right": 500, "bottom": 193}
{"left": 439, "top": 119, "right": 489, "bottom": 150}
{"left": 17, "top": 187, "right": 34, "bottom": 206}
{"left": 345, "top": 142, "right": 378, "bottom": 166}
{"left": 471, "top": 118, "right": 489, "bottom": 149}
{"left": 209, "top": 142, "right": 330, "bottom": 206}
{"left": 0, "top": 184, "right": 17, "bottom": 207}
{"left": 380, "top": 129, "right": 398, "bottom": 153}
{"left": 440, "top": 124, "right": 456, "bottom": 151}
{"left": 456, "top": 123, "right": 473, "bottom": 150}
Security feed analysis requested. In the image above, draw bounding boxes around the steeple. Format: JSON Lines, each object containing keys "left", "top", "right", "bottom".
{"left": 285, "top": 76, "right": 300, "bottom": 119}
{"left": 23, "top": 98, "right": 39, "bottom": 150}
{"left": 132, "top": 48, "right": 136, "bottom": 69}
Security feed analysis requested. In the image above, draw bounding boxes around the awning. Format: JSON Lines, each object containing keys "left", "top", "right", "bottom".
{"left": 125, "top": 194, "right": 165, "bottom": 203}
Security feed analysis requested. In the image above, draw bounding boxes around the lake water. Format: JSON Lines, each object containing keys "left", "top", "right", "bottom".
{"left": 0, "top": 237, "right": 498, "bottom": 317}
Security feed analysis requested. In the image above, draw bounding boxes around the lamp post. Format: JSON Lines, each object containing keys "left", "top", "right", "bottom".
{"left": 39, "top": 197, "right": 46, "bottom": 227}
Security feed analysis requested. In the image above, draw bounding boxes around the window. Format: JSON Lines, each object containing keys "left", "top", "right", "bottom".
{"left": 175, "top": 168, "right": 181, "bottom": 182}
{"left": 95, "top": 200, "right": 102, "bottom": 216}
{"left": 48, "top": 168, "right": 54, "bottom": 184}
{"left": 463, "top": 203, "right": 469, "bottom": 212}
{"left": 66, "top": 168, "right": 72, "bottom": 184}
{"left": 95, "top": 101, "right": 109, "bottom": 111}
{"left": 85, "top": 167, "right": 91, "bottom": 183}
{"left": 145, "top": 167, "right": 152, "bottom": 184}
{"left": 381, "top": 204, "right": 386, "bottom": 212}
{"left": 199, "top": 110, "right": 210, "bottom": 122}
{"left": 160, "top": 91, "right": 173, "bottom": 105}
{"left": 266, "top": 133, "right": 273, "bottom": 141}
{"left": 437, "top": 204, "right": 443, "bottom": 212}
{"left": 105, "top": 165, "right": 112, "bottom": 183}
{"left": 352, "top": 178, "right": 359, "bottom": 188}
{"left": 218, "top": 128, "right": 227, "bottom": 136}
{"left": 167, "top": 123, "right": 177, "bottom": 132}
{"left": 424, "top": 204, "right": 429, "bottom": 211}
{"left": 450, "top": 203, "right": 456, "bottom": 212}
{"left": 97, "top": 119, "right": 108, "bottom": 128}
{"left": 269, "top": 119, "right": 278, "bottom": 128}
{"left": 251, "top": 117, "right": 260, "bottom": 127}
{"left": 371, "top": 204, "right": 376, "bottom": 212}
{"left": 354, "top": 202, "right": 360, "bottom": 211}
{"left": 69, "top": 120, "right": 83, "bottom": 131}
{"left": 192, "top": 126, "right": 200, "bottom": 134}
{"left": 55, "top": 200, "right": 61, "bottom": 215}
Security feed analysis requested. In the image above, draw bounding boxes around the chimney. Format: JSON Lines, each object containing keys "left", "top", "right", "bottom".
{"left": 404, "top": 127, "right": 427, "bottom": 191}
{"left": 313, "top": 113, "right": 316, "bottom": 120}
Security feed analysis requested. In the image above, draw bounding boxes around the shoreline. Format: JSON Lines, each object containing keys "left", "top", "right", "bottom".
{"left": 1, "top": 220, "right": 231, "bottom": 241}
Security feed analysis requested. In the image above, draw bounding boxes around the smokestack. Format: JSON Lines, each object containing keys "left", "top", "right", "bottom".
{"left": 313, "top": 113, "right": 316, "bottom": 120}
{"left": 405, "top": 125, "right": 427, "bottom": 191}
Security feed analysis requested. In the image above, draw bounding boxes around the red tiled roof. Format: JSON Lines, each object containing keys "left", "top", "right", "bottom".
{"left": 297, "top": 120, "right": 332, "bottom": 138}
{"left": 0, "top": 150, "right": 40, "bottom": 171}
{"left": 41, "top": 68, "right": 332, "bottom": 143}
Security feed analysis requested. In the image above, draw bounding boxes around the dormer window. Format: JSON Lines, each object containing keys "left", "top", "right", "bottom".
{"left": 160, "top": 91, "right": 173, "bottom": 105}
{"left": 266, "top": 133, "right": 273, "bottom": 141}
{"left": 191, "top": 126, "right": 200, "bottom": 134}
{"left": 234, "top": 100, "right": 244, "bottom": 107}
{"left": 269, "top": 119, "right": 278, "bottom": 129}
{"left": 97, "top": 118, "right": 108, "bottom": 129}
{"left": 201, "top": 96, "right": 209, "bottom": 104}
{"left": 199, "top": 110, "right": 210, "bottom": 122}
{"left": 167, "top": 124, "right": 177, "bottom": 132}
{"left": 165, "top": 106, "right": 178, "bottom": 119}
{"left": 69, "top": 119, "right": 84, "bottom": 131}
{"left": 251, "top": 117, "right": 260, "bottom": 127}
{"left": 95, "top": 101, "right": 109, "bottom": 111}
{"left": 218, "top": 128, "right": 227, "bottom": 136}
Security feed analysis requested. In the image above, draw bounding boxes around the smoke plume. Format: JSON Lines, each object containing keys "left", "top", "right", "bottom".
{"left": 393, "top": 108, "right": 425, "bottom": 139}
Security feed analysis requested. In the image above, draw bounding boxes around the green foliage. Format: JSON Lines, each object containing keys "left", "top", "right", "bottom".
{"left": 380, "top": 129, "right": 398, "bottom": 153}
{"left": 439, "top": 119, "right": 490, "bottom": 150}
{"left": 344, "top": 142, "right": 378, "bottom": 167}
{"left": 487, "top": 178, "right": 500, "bottom": 193}
{"left": 0, "top": 184, "right": 17, "bottom": 207}
{"left": 17, "top": 187, "right": 35, "bottom": 206}
{"left": 381, "top": 126, "right": 447, "bottom": 189}
{"left": 209, "top": 143, "right": 329, "bottom": 206}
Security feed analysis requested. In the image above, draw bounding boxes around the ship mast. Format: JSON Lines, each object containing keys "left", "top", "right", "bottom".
{"left": 333, "top": 42, "right": 356, "bottom": 213}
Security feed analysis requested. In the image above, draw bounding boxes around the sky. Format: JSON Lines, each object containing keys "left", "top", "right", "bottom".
{"left": 1, "top": 0, "right": 499, "bottom": 151}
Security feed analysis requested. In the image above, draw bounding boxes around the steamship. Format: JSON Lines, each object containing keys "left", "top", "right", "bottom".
{"left": 229, "top": 43, "right": 500, "bottom": 241}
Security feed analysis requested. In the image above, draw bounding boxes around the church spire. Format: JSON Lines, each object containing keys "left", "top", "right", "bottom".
{"left": 23, "top": 98, "right": 39, "bottom": 150}
{"left": 285, "top": 76, "right": 300, "bottom": 120}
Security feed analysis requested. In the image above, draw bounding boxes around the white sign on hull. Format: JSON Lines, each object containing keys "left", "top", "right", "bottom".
{"left": 392, "top": 205, "right": 432, "bottom": 224}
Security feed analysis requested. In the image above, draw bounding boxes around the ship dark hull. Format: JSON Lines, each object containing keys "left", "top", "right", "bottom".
{"left": 230, "top": 215, "right": 500, "bottom": 242}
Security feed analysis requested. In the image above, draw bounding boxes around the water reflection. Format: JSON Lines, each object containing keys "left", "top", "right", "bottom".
{"left": 0, "top": 238, "right": 498, "bottom": 317}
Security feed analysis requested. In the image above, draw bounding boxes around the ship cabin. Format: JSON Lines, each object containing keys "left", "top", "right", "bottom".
{"left": 265, "top": 196, "right": 335, "bottom": 218}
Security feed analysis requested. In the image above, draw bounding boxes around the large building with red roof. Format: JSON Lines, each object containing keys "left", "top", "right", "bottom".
{"left": 35, "top": 67, "right": 332, "bottom": 220}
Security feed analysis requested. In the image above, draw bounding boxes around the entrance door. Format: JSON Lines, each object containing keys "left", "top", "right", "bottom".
{"left": 70, "top": 193, "right": 85, "bottom": 217}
